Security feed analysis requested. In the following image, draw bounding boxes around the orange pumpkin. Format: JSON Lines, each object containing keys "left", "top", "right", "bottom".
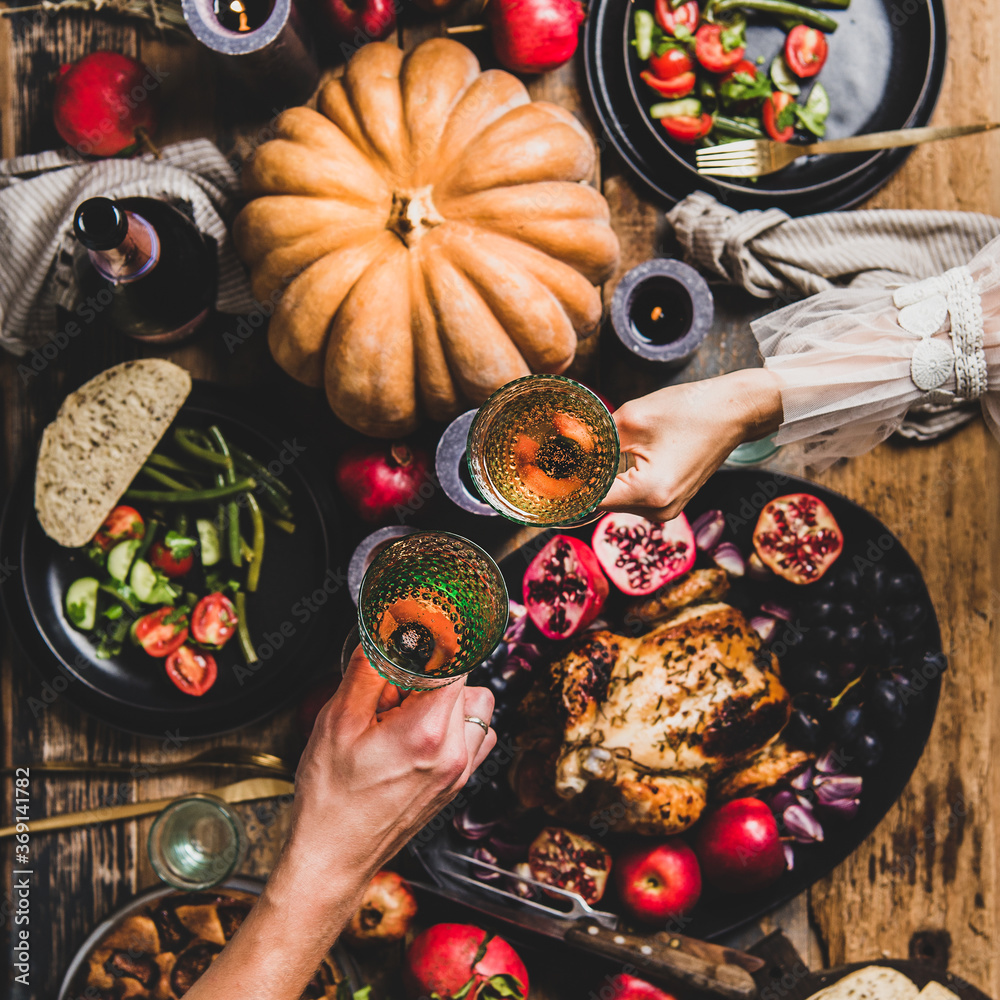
{"left": 233, "top": 38, "right": 620, "bottom": 437}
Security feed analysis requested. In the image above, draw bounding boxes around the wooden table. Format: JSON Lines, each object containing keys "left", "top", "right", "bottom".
{"left": 1, "top": 1, "right": 998, "bottom": 997}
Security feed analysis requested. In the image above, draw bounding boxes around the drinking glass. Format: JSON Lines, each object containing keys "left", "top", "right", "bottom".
{"left": 148, "top": 794, "right": 246, "bottom": 890}
{"left": 466, "top": 375, "right": 620, "bottom": 527}
{"left": 354, "top": 531, "right": 508, "bottom": 690}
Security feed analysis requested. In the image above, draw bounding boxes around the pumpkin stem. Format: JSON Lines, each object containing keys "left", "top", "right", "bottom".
{"left": 386, "top": 187, "right": 444, "bottom": 246}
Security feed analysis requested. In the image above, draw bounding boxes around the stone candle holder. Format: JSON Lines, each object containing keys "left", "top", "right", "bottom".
{"left": 435, "top": 409, "right": 499, "bottom": 518}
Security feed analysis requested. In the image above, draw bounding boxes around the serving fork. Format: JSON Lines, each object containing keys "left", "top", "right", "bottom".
{"left": 0, "top": 747, "right": 294, "bottom": 779}
{"left": 696, "top": 121, "right": 1000, "bottom": 178}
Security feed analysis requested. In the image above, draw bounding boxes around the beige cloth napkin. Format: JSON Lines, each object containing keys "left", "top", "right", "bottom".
{"left": 0, "top": 139, "right": 255, "bottom": 356}
{"left": 665, "top": 191, "right": 1000, "bottom": 440}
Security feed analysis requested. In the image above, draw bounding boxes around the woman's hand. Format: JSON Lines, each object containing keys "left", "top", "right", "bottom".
{"left": 600, "top": 368, "right": 783, "bottom": 522}
{"left": 185, "top": 649, "right": 495, "bottom": 1000}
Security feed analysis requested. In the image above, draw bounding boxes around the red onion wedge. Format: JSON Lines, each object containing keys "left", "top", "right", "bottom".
{"left": 712, "top": 542, "right": 746, "bottom": 577}
{"left": 692, "top": 509, "right": 725, "bottom": 552}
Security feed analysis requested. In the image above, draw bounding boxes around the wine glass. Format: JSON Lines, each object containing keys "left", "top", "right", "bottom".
{"left": 466, "top": 375, "right": 621, "bottom": 527}
{"left": 351, "top": 531, "right": 508, "bottom": 691}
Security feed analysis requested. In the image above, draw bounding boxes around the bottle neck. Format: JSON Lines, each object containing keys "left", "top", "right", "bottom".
{"left": 88, "top": 210, "right": 160, "bottom": 284}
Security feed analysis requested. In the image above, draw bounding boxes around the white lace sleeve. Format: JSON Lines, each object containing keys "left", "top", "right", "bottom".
{"left": 750, "top": 234, "right": 1000, "bottom": 466}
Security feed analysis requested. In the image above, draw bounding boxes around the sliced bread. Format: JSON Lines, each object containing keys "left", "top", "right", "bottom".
{"left": 807, "top": 967, "right": 920, "bottom": 1000}
{"left": 917, "top": 984, "right": 960, "bottom": 1000}
{"left": 34, "top": 359, "right": 192, "bottom": 547}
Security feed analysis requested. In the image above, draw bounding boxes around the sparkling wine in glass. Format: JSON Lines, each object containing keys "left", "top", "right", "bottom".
{"left": 466, "top": 375, "right": 620, "bottom": 527}
{"left": 357, "top": 532, "right": 508, "bottom": 690}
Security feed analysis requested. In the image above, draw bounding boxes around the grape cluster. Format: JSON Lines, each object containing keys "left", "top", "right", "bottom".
{"left": 781, "top": 564, "right": 946, "bottom": 771}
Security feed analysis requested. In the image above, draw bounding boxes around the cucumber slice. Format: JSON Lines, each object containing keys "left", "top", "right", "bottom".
{"left": 650, "top": 98, "right": 702, "bottom": 120}
{"left": 196, "top": 518, "right": 222, "bottom": 567}
{"left": 804, "top": 80, "right": 831, "bottom": 117}
{"left": 130, "top": 559, "right": 158, "bottom": 603}
{"left": 65, "top": 577, "right": 99, "bottom": 630}
{"left": 770, "top": 55, "right": 801, "bottom": 95}
{"left": 107, "top": 539, "right": 141, "bottom": 583}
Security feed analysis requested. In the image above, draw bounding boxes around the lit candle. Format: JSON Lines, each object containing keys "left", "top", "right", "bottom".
{"left": 183, "top": 0, "right": 319, "bottom": 107}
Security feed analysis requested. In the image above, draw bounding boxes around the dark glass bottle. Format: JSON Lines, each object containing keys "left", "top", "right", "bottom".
{"left": 73, "top": 196, "right": 217, "bottom": 343}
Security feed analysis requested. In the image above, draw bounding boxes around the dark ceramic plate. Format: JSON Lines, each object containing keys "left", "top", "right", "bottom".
{"left": 585, "top": 0, "right": 947, "bottom": 211}
{"left": 0, "top": 381, "right": 344, "bottom": 739}
{"left": 57, "top": 877, "right": 362, "bottom": 1000}
{"left": 423, "top": 469, "right": 942, "bottom": 940}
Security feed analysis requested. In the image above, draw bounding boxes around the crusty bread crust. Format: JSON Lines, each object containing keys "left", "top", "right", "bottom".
{"left": 34, "top": 359, "right": 191, "bottom": 548}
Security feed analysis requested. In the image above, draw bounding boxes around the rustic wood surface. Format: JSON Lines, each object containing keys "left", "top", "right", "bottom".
{"left": 0, "top": 0, "right": 998, "bottom": 996}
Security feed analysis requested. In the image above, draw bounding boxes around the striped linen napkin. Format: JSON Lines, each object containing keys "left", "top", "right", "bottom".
{"left": 0, "top": 139, "right": 256, "bottom": 357}
{"left": 666, "top": 191, "right": 1000, "bottom": 441}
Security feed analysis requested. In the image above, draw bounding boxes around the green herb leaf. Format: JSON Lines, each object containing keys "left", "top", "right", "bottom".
{"left": 719, "top": 69, "right": 771, "bottom": 105}
{"left": 67, "top": 602, "right": 88, "bottom": 627}
{"left": 673, "top": 22, "right": 693, "bottom": 41}
{"left": 104, "top": 604, "right": 124, "bottom": 620}
{"left": 776, "top": 101, "right": 798, "bottom": 132}
{"left": 480, "top": 975, "right": 527, "bottom": 1000}
{"left": 352, "top": 988, "right": 373, "bottom": 1000}
{"left": 719, "top": 15, "right": 745, "bottom": 52}
{"left": 164, "top": 530, "right": 198, "bottom": 557}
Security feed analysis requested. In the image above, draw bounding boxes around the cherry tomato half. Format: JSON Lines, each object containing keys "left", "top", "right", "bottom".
{"left": 763, "top": 91, "right": 796, "bottom": 143}
{"left": 641, "top": 68, "right": 696, "bottom": 98}
{"left": 785, "top": 25, "right": 828, "bottom": 78}
{"left": 93, "top": 505, "right": 145, "bottom": 552}
{"left": 150, "top": 541, "right": 194, "bottom": 579}
{"left": 654, "top": 0, "right": 699, "bottom": 36}
{"left": 660, "top": 112, "right": 714, "bottom": 144}
{"left": 135, "top": 606, "right": 189, "bottom": 658}
{"left": 694, "top": 23, "right": 745, "bottom": 73}
{"left": 166, "top": 646, "right": 218, "bottom": 697}
{"left": 649, "top": 45, "right": 693, "bottom": 80}
{"left": 721, "top": 58, "right": 760, "bottom": 86}
{"left": 191, "top": 593, "right": 238, "bottom": 647}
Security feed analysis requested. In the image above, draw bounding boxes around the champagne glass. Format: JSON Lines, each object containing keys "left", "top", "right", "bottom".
{"left": 466, "top": 375, "right": 620, "bottom": 527}
{"left": 354, "top": 531, "right": 508, "bottom": 690}
{"left": 148, "top": 794, "right": 246, "bottom": 890}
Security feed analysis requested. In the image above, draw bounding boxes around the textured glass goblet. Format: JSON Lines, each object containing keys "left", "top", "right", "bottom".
{"left": 357, "top": 531, "right": 508, "bottom": 690}
{"left": 467, "top": 375, "right": 620, "bottom": 527}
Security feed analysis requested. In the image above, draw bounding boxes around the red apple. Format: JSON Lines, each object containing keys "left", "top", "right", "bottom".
{"left": 321, "top": 0, "right": 395, "bottom": 43}
{"left": 343, "top": 870, "right": 418, "bottom": 947}
{"left": 694, "top": 798, "right": 786, "bottom": 894}
{"left": 614, "top": 839, "right": 701, "bottom": 924}
{"left": 615, "top": 974, "right": 679, "bottom": 999}
{"left": 488, "top": 0, "right": 586, "bottom": 74}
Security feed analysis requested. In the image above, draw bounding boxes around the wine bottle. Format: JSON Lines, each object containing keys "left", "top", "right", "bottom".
{"left": 73, "top": 196, "right": 217, "bottom": 343}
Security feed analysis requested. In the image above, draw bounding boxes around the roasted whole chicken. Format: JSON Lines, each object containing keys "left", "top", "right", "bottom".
{"left": 512, "top": 570, "right": 810, "bottom": 835}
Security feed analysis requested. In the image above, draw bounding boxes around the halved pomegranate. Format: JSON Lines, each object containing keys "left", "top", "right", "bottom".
{"left": 752, "top": 493, "right": 844, "bottom": 585}
{"left": 591, "top": 512, "right": 696, "bottom": 596}
{"left": 522, "top": 535, "right": 609, "bottom": 640}
{"left": 528, "top": 827, "right": 612, "bottom": 905}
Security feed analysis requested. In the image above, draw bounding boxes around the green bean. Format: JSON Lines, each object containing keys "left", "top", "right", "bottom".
{"left": 208, "top": 426, "right": 242, "bottom": 568}
{"left": 231, "top": 446, "right": 292, "bottom": 498}
{"left": 140, "top": 466, "right": 190, "bottom": 491}
{"left": 245, "top": 494, "right": 265, "bottom": 592}
{"left": 262, "top": 510, "right": 296, "bottom": 535}
{"left": 711, "top": 0, "right": 838, "bottom": 30}
{"left": 147, "top": 453, "right": 204, "bottom": 478}
{"left": 124, "top": 479, "right": 256, "bottom": 503}
{"left": 174, "top": 427, "right": 232, "bottom": 467}
{"left": 99, "top": 582, "right": 140, "bottom": 614}
{"left": 714, "top": 116, "right": 766, "bottom": 138}
{"left": 136, "top": 518, "right": 160, "bottom": 562}
{"left": 235, "top": 591, "right": 258, "bottom": 665}
{"left": 240, "top": 536, "right": 255, "bottom": 562}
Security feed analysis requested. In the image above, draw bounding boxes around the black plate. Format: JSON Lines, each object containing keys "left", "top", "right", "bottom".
{"left": 424, "top": 469, "right": 941, "bottom": 940}
{"left": 0, "top": 381, "right": 344, "bottom": 739}
{"left": 585, "top": 0, "right": 947, "bottom": 211}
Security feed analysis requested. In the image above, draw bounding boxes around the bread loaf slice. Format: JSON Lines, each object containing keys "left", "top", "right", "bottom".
{"left": 34, "top": 360, "right": 192, "bottom": 547}
{"left": 807, "top": 967, "right": 920, "bottom": 1000}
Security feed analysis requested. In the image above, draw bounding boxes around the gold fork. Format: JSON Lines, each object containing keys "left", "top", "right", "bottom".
{"left": 695, "top": 121, "right": 1000, "bottom": 178}
{"left": 0, "top": 747, "right": 294, "bottom": 778}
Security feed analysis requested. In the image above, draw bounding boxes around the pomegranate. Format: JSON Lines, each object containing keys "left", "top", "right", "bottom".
{"left": 403, "top": 924, "right": 529, "bottom": 1000}
{"left": 591, "top": 512, "right": 696, "bottom": 596}
{"left": 343, "top": 870, "right": 418, "bottom": 947}
{"left": 334, "top": 441, "right": 432, "bottom": 525}
{"left": 527, "top": 826, "right": 612, "bottom": 905}
{"left": 613, "top": 975, "right": 679, "bottom": 1000}
{"left": 613, "top": 839, "right": 702, "bottom": 923}
{"left": 320, "top": 0, "right": 395, "bottom": 42}
{"left": 522, "top": 535, "right": 609, "bottom": 640}
{"left": 693, "top": 798, "right": 786, "bottom": 894}
{"left": 487, "top": 0, "right": 586, "bottom": 74}
{"left": 53, "top": 52, "right": 159, "bottom": 157}
{"left": 752, "top": 494, "right": 844, "bottom": 585}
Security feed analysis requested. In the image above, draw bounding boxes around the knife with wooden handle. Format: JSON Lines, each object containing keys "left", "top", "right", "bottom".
{"left": 0, "top": 777, "right": 294, "bottom": 838}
